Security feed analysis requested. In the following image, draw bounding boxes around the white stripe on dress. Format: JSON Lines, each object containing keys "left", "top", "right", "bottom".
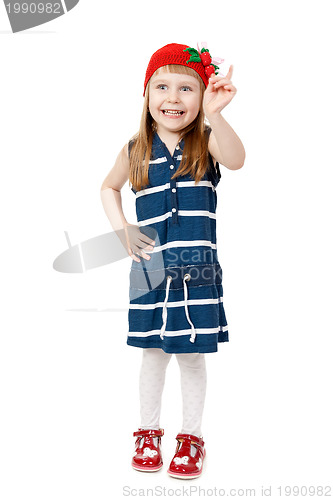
{"left": 148, "top": 157, "right": 168, "bottom": 164}
{"left": 129, "top": 297, "right": 223, "bottom": 309}
{"left": 135, "top": 180, "right": 215, "bottom": 198}
{"left": 128, "top": 325, "right": 228, "bottom": 338}
{"left": 146, "top": 240, "right": 217, "bottom": 253}
{"left": 147, "top": 155, "right": 182, "bottom": 164}
{"left": 135, "top": 182, "right": 170, "bottom": 198}
{"left": 138, "top": 210, "right": 216, "bottom": 226}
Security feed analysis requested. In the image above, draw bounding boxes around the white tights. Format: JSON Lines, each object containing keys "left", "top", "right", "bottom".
{"left": 138, "top": 348, "right": 207, "bottom": 438}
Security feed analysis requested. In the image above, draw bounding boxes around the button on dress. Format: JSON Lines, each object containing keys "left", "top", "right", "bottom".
{"left": 127, "top": 129, "right": 229, "bottom": 354}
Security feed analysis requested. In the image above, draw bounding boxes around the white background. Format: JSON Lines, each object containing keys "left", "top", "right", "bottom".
{"left": 1, "top": 0, "right": 332, "bottom": 498}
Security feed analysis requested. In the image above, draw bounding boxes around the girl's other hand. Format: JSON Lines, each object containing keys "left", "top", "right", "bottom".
{"left": 122, "top": 223, "right": 156, "bottom": 262}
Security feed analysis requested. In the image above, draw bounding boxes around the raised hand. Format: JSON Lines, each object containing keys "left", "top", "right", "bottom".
{"left": 203, "top": 65, "right": 237, "bottom": 117}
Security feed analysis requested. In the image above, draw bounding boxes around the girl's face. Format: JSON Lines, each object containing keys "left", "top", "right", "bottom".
{"left": 148, "top": 68, "right": 202, "bottom": 136}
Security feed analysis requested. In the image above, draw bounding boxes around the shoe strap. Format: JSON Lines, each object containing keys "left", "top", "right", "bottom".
{"left": 133, "top": 428, "right": 164, "bottom": 438}
{"left": 175, "top": 433, "right": 204, "bottom": 448}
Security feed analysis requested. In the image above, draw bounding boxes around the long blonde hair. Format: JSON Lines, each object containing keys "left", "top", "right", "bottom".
{"left": 129, "top": 64, "right": 211, "bottom": 192}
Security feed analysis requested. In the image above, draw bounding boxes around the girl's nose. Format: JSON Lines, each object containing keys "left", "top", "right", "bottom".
{"left": 167, "top": 91, "right": 180, "bottom": 103}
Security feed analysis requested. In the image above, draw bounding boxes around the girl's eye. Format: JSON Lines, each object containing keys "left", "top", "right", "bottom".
{"left": 181, "top": 86, "right": 191, "bottom": 91}
{"left": 157, "top": 84, "right": 167, "bottom": 90}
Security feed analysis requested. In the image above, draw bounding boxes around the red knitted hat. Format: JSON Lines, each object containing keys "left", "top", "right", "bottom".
{"left": 143, "top": 43, "right": 220, "bottom": 96}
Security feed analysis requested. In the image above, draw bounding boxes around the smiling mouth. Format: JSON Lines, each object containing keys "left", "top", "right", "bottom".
{"left": 162, "top": 109, "right": 185, "bottom": 116}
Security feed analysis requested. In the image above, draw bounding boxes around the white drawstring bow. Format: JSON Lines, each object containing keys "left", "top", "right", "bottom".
{"left": 160, "top": 273, "right": 196, "bottom": 343}
{"left": 160, "top": 276, "right": 172, "bottom": 340}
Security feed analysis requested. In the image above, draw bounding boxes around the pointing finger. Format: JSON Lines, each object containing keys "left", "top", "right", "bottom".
{"left": 227, "top": 64, "right": 234, "bottom": 79}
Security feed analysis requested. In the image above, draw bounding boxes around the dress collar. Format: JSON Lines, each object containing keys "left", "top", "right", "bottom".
{"left": 152, "top": 131, "right": 185, "bottom": 156}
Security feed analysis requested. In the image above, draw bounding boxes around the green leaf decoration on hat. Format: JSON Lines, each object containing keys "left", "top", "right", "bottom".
{"left": 183, "top": 44, "right": 223, "bottom": 76}
{"left": 183, "top": 47, "right": 201, "bottom": 64}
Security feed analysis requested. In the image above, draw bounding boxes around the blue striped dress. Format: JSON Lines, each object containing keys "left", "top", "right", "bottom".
{"left": 127, "top": 128, "right": 229, "bottom": 354}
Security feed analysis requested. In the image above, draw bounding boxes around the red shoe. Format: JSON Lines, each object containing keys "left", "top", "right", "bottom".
{"left": 167, "top": 433, "right": 205, "bottom": 479}
{"left": 131, "top": 428, "right": 164, "bottom": 472}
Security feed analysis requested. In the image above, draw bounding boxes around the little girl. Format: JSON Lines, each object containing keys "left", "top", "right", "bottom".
{"left": 101, "top": 42, "right": 245, "bottom": 479}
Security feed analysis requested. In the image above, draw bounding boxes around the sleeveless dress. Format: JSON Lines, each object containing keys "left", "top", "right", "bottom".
{"left": 127, "top": 128, "right": 229, "bottom": 354}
